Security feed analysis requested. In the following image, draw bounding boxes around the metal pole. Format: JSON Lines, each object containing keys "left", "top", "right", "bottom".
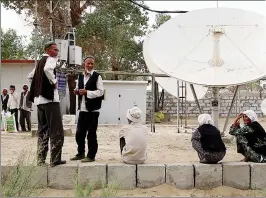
{"left": 185, "top": 82, "right": 187, "bottom": 132}
{"left": 34, "top": 0, "right": 38, "bottom": 67}
{"left": 237, "top": 87, "right": 240, "bottom": 114}
{"left": 211, "top": 87, "right": 219, "bottom": 129}
{"left": 177, "top": 80, "right": 180, "bottom": 133}
{"left": 0, "top": 5, "right": 2, "bottom": 114}
{"left": 222, "top": 85, "right": 239, "bottom": 136}
{"left": 49, "top": 0, "right": 53, "bottom": 40}
{"left": 189, "top": 84, "right": 202, "bottom": 114}
{"left": 151, "top": 75, "right": 155, "bottom": 132}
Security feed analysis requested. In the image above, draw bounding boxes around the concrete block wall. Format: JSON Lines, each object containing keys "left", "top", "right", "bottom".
{"left": 2, "top": 162, "right": 266, "bottom": 190}
{"left": 146, "top": 90, "right": 266, "bottom": 118}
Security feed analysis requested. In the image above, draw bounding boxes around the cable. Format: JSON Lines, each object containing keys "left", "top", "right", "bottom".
{"left": 128, "top": 0, "right": 188, "bottom": 14}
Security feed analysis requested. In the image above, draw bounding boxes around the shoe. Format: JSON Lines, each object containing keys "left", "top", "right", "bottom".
{"left": 200, "top": 159, "right": 218, "bottom": 164}
{"left": 70, "top": 154, "right": 85, "bottom": 161}
{"left": 50, "top": 160, "right": 66, "bottom": 167}
{"left": 37, "top": 162, "right": 48, "bottom": 166}
{"left": 81, "top": 157, "right": 95, "bottom": 163}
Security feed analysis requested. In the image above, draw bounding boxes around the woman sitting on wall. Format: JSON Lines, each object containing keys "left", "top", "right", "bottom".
{"left": 229, "top": 110, "right": 266, "bottom": 163}
{"left": 191, "top": 114, "right": 226, "bottom": 164}
{"left": 119, "top": 106, "right": 148, "bottom": 165}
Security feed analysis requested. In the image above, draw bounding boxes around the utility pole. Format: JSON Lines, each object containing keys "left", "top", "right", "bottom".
{"left": 49, "top": 0, "right": 53, "bottom": 40}
{"left": 34, "top": 0, "right": 38, "bottom": 67}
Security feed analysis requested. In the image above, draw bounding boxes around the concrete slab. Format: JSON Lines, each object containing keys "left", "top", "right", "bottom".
{"left": 137, "top": 164, "right": 165, "bottom": 188}
{"left": 194, "top": 163, "right": 222, "bottom": 189}
{"left": 78, "top": 163, "right": 107, "bottom": 189}
{"left": 48, "top": 163, "right": 78, "bottom": 189}
{"left": 31, "top": 128, "right": 72, "bottom": 137}
{"left": 1, "top": 165, "right": 17, "bottom": 183}
{"left": 223, "top": 162, "right": 250, "bottom": 189}
{"left": 251, "top": 163, "right": 266, "bottom": 189}
{"left": 19, "top": 166, "right": 48, "bottom": 188}
{"left": 166, "top": 163, "right": 194, "bottom": 189}
{"left": 107, "top": 163, "right": 136, "bottom": 190}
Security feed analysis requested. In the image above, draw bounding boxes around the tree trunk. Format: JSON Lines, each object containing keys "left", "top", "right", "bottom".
{"left": 67, "top": 74, "right": 77, "bottom": 114}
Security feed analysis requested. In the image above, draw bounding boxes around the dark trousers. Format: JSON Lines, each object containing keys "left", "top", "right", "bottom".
{"left": 20, "top": 109, "right": 31, "bottom": 131}
{"left": 76, "top": 111, "right": 99, "bottom": 159}
{"left": 10, "top": 108, "right": 19, "bottom": 131}
{"left": 37, "top": 102, "right": 64, "bottom": 165}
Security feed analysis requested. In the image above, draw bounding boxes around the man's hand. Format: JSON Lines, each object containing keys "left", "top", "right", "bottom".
{"left": 79, "top": 89, "right": 87, "bottom": 96}
{"left": 233, "top": 113, "right": 243, "bottom": 126}
{"left": 73, "top": 89, "right": 79, "bottom": 95}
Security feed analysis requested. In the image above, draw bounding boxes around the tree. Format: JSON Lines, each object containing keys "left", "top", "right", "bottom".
{"left": 1, "top": 28, "right": 27, "bottom": 59}
{"left": 76, "top": 0, "right": 149, "bottom": 80}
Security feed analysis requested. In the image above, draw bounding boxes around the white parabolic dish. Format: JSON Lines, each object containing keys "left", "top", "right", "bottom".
{"left": 144, "top": 7, "right": 266, "bottom": 86}
{"left": 143, "top": 33, "right": 208, "bottom": 101}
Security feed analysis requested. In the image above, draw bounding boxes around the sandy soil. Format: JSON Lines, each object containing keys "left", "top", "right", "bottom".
{"left": 2, "top": 117, "right": 266, "bottom": 197}
{"left": 37, "top": 184, "right": 266, "bottom": 197}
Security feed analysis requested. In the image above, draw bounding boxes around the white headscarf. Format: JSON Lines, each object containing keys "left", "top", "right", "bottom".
{"left": 243, "top": 110, "right": 259, "bottom": 122}
{"left": 198, "top": 114, "right": 214, "bottom": 126}
{"left": 126, "top": 106, "right": 142, "bottom": 123}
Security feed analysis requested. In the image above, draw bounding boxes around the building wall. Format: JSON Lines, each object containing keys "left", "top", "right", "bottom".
{"left": 146, "top": 90, "right": 266, "bottom": 118}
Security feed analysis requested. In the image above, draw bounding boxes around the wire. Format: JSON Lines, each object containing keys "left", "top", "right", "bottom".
{"left": 128, "top": 0, "right": 188, "bottom": 14}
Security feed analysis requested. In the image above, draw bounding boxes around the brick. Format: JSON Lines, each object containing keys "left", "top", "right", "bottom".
{"left": 137, "top": 164, "right": 165, "bottom": 188}
{"left": 222, "top": 162, "right": 250, "bottom": 189}
{"left": 107, "top": 163, "right": 136, "bottom": 190}
{"left": 166, "top": 164, "right": 194, "bottom": 189}
{"left": 251, "top": 163, "right": 266, "bottom": 189}
{"left": 194, "top": 164, "right": 222, "bottom": 189}
{"left": 48, "top": 163, "right": 78, "bottom": 189}
{"left": 78, "top": 163, "right": 106, "bottom": 189}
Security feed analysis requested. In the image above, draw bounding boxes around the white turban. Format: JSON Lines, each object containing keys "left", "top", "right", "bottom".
{"left": 243, "top": 110, "right": 258, "bottom": 122}
{"left": 126, "top": 106, "right": 142, "bottom": 123}
{"left": 198, "top": 114, "right": 214, "bottom": 126}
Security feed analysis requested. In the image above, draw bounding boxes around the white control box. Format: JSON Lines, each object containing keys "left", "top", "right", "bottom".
{"left": 55, "top": 39, "right": 68, "bottom": 61}
{"left": 69, "top": 46, "right": 82, "bottom": 66}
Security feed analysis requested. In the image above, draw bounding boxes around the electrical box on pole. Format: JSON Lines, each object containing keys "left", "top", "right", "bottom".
{"left": 55, "top": 39, "right": 69, "bottom": 61}
{"left": 69, "top": 46, "right": 82, "bottom": 66}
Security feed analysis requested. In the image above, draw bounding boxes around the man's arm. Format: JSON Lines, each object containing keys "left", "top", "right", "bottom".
{"left": 27, "top": 68, "right": 36, "bottom": 83}
{"left": 87, "top": 75, "right": 104, "bottom": 99}
{"left": 191, "top": 129, "right": 205, "bottom": 155}
{"left": 43, "top": 57, "right": 58, "bottom": 85}
{"left": 229, "top": 124, "right": 254, "bottom": 136}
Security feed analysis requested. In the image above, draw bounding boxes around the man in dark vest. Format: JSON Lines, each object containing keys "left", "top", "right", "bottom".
{"left": 1, "top": 88, "right": 9, "bottom": 112}
{"left": 27, "top": 41, "right": 66, "bottom": 167}
{"left": 19, "top": 84, "right": 32, "bottom": 132}
{"left": 70, "top": 56, "right": 104, "bottom": 162}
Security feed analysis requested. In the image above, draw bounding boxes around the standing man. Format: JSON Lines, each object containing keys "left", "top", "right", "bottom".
{"left": 27, "top": 41, "right": 66, "bottom": 167}
{"left": 7, "top": 85, "right": 20, "bottom": 131}
{"left": 19, "top": 84, "right": 32, "bottom": 132}
{"left": 70, "top": 56, "right": 104, "bottom": 162}
{"left": 1, "top": 88, "right": 9, "bottom": 112}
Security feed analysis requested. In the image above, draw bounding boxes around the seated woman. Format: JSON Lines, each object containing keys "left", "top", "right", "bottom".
{"left": 119, "top": 106, "right": 148, "bottom": 165}
{"left": 229, "top": 110, "right": 266, "bottom": 163}
{"left": 191, "top": 114, "right": 226, "bottom": 164}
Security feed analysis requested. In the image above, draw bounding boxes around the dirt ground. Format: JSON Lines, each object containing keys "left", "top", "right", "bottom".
{"left": 2, "top": 117, "right": 266, "bottom": 197}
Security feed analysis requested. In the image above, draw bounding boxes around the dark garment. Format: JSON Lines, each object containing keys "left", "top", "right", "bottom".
{"left": 120, "top": 137, "right": 126, "bottom": 154}
{"left": 20, "top": 109, "right": 31, "bottom": 131}
{"left": 198, "top": 124, "right": 226, "bottom": 152}
{"left": 19, "top": 91, "right": 32, "bottom": 109}
{"left": 1, "top": 94, "right": 9, "bottom": 111}
{"left": 76, "top": 111, "right": 99, "bottom": 159}
{"left": 10, "top": 108, "right": 19, "bottom": 131}
{"left": 236, "top": 135, "right": 266, "bottom": 163}
{"left": 77, "top": 72, "right": 104, "bottom": 111}
{"left": 192, "top": 129, "right": 226, "bottom": 163}
{"left": 36, "top": 102, "right": 64, "bottom": 165}
{"left": 29, "top": 56, "right": 56, "bottom": 102}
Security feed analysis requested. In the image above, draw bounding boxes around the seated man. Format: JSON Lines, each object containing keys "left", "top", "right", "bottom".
{"left": 119, "top": 106, "right": 148, "bottom": 165}
{"left": 229, "top": 110, "right": 266, "bottom": 163}
{"left": 191, "top": 114, "right": 226, "bottom": 164}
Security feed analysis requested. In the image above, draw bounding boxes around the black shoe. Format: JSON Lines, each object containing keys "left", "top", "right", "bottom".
{"left": 81, "top": 157, "right": 95, "bottom": 163}
{"left": 70, "top": 154, "right": 85, "bottom": 161}
{"left": 37, "top": 162, "right": 48, "bottom": 166}
{"left": 200, "top": 160, "right": 218, "bottom": 164}
{"left": 50, "top": 160, "right": 66, "bottom": 167}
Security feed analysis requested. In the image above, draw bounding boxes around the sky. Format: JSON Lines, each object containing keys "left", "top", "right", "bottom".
{"left": 1, "top": 1, "right": 266, "bottom": 41}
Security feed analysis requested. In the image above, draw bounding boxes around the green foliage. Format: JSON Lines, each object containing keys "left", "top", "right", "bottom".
{"left": 1, "top": 28, "right": 27, "bottom": 59}
{"left": 151, "top": 13, "right": 171, "bottom": 30}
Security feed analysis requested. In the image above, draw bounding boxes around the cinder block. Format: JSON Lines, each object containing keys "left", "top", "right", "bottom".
{"left": 19, "top": 166, "right": 48, "bottom": 188}
{"left": 1, "top": 165, "right": 17, "bottom": 183}
{"left": 251, "top": 163, "right": 266, "bottom": 189}
{"left": 223, "top": 162, "right": 250, "bottom": 189}
{"left": 78, "top": 163, "right": 107, "bottom": 189}
{"left": 166, "top": 164, "right": 194, "bottom": 189}
{"left": 137, "top": 164, "right": 165, "bottom": 188}
{"left": 194, "top": 164, "right": 222, "bottom": 189}
{"left": 108, "top": 163, "right": 136, "bottom": 190}
{"left": 48, "top": 163, "right": 78, "bottom": 189}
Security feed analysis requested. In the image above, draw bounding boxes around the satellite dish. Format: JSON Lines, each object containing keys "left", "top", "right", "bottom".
{"left": 143, "top": 32, "right": 208, "bottom": 101}
{"left": 144, "top": 7, "right": 266, "bottom": 87}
